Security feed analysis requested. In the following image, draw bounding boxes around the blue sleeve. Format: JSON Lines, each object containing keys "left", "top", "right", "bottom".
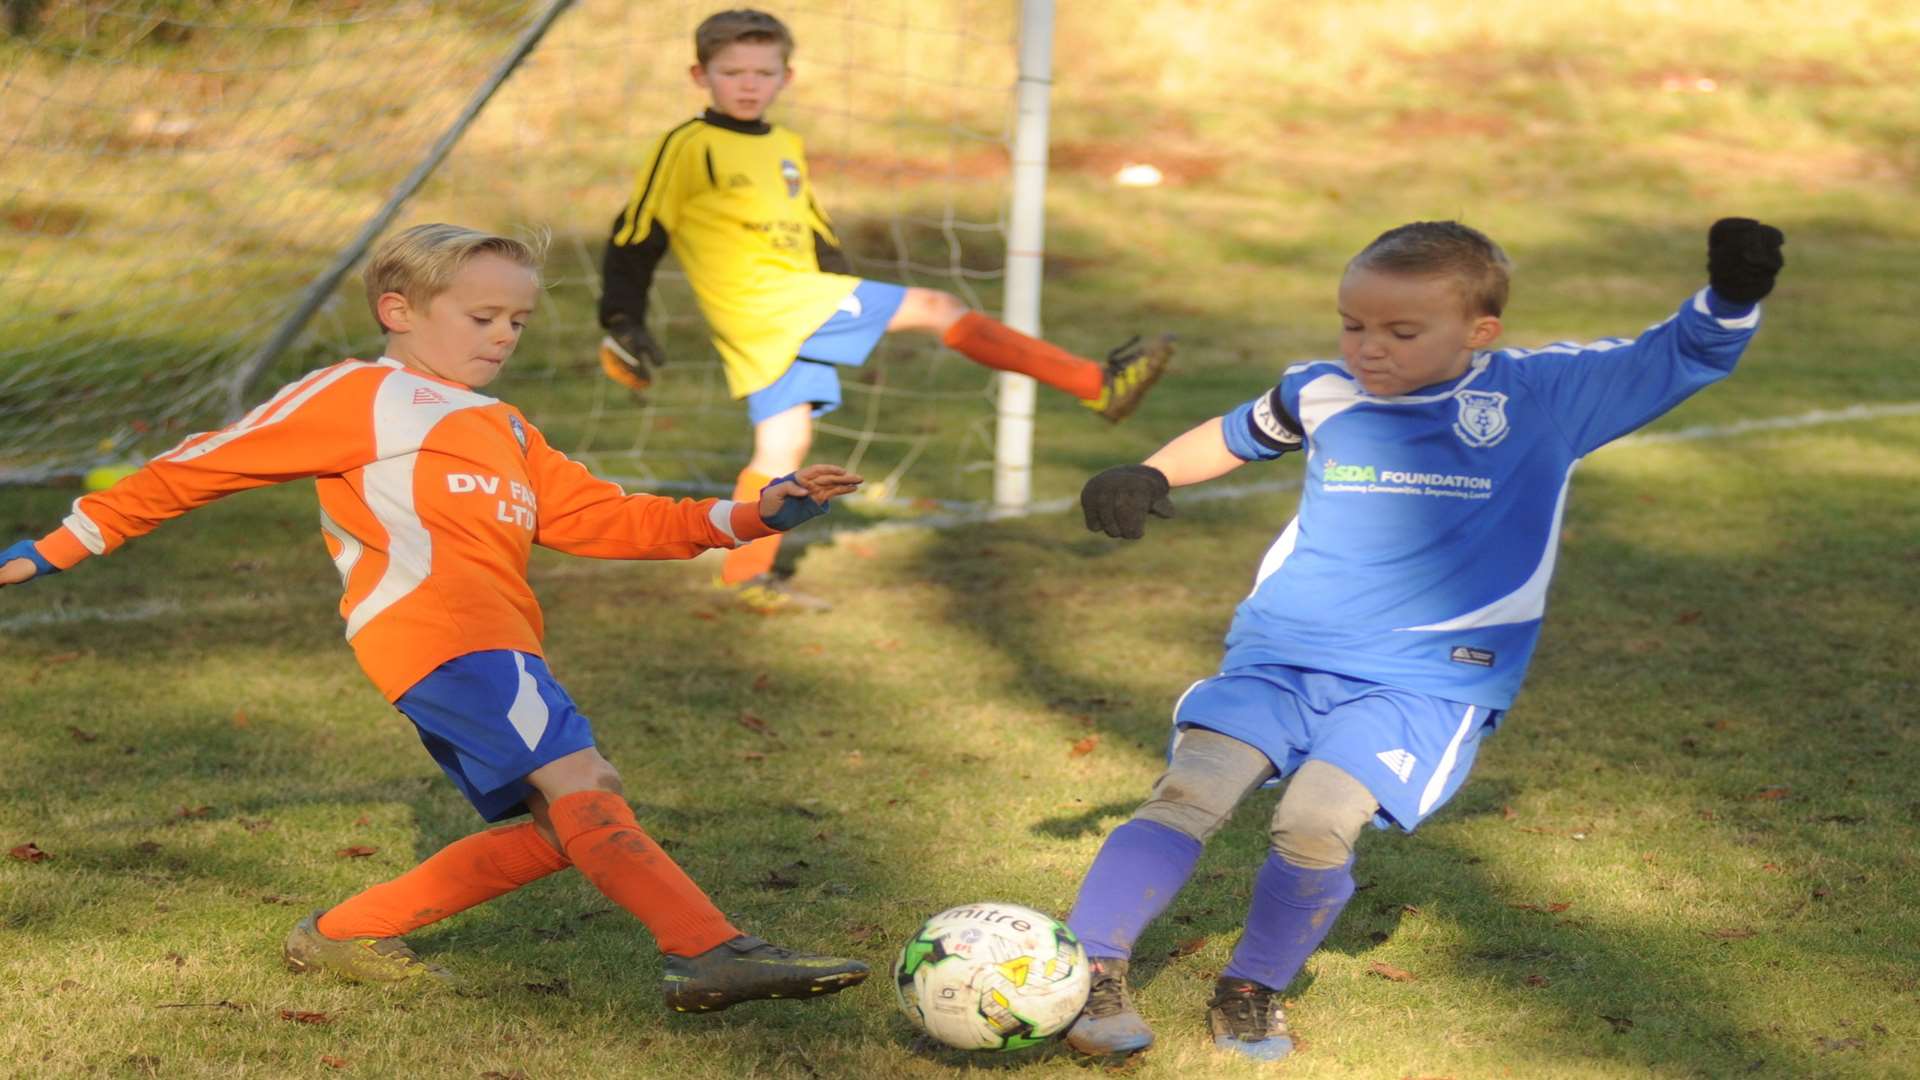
{"left": 1513, "top": 287, "right": 1759, "bottom": 456}
{"left": 1222, "top": 380, "right": 1305, "bottom": 462}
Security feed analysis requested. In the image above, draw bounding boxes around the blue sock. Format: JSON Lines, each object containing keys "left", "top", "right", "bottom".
{"left": 1221, "top": 853, "right": 1356, "bottom": 990}
{"left": 1065, "top": 819, "right": 1203, "bottom": 959}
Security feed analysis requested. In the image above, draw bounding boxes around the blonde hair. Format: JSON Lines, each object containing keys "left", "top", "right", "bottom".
{"left": 695, "top": 8, "right": 793, "bottom": 65}
{"left": 364, "top": 223, "right": 545, "bottom": 333}
{"left": 1349, "top": 221, "right": 1512, "bottom": 317}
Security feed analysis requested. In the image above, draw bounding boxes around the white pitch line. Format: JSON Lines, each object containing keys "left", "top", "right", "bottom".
{"left": 7, "top": 401, "right": 1917, "bottom": 625}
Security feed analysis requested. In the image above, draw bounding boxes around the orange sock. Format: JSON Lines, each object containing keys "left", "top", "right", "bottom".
{"left": 546, "top": 790, "right": 738, "bottom": 957}
{"left": 942, "top": 311, "right": 1103, "bottom": 400}
{"left": 317, "top": 822, "right": 569, "bottom": 940}
{"left": 720, "top": 467, "right": 780, "bottom": 585}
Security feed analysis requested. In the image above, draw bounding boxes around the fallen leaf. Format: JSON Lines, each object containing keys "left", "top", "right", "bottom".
{"left": 320, "top": 1056, "right": 348, "bottom": 1069}
{"left": 352, "top": 814, "right": 370, "bottom": 826}
{"left": 1168, "top": 938, "right": 1207, "bottom": 958}
{"left": 279, "top": 1009, "right": 333, "bottom": 1025}
{"left": 335, "top": 846, "right": 378, "bottom": 859}
{"left": 850, "top": 543, "right": 877, "bottom": 559}
{"left": 231, "top": 709, "right": 250, "bottom": 729}
{"left": 168, "top": 952, "right": 186, "bottom": 967}
{"left": 1761, "top": 862, "right": 1784, "bottom": 874}
{"left": 1546, "top": 901, "right": 1573, "bottom": 914}
{"left": 1699, "top": 810, "right": 1718, "bottom": 820}
{"left": 1368, "top": 961, "right": 1416, "bottom": 982}
{"left": 759, "top": 867, "right": 800, "bottom": 890}
{"left": 738, "top": 710, "right": 773, "bottom": 735}
{"left": 8, "top": 842, "right": 51, "bottom": 862}
{"left": 523, "top": 978, "right": 569, "bottom": 996}
{"left": 1600, "top": 1014, "right": 1634, "bottom": 1034}
{"left": 800, "top": 643, "right": 824, "bottom": 655}
{"left": 1674, "top": 610, "right": 1703, "bottom": 625}
{"left": 1706, "top": 927, "right": 1757, "bottom": 940}
{"left": 1816, "top": 1037, "right": 1864, "bottom": 1053}
{"left": 847, "top": 925, "right": 882, "bottom": 943}
{"left": 741, "top": 751, "right": 767, "bottom": 762}
{"left": 1812, "top": 887, "right": 1831, "bottom": 900}
{"left": 241, "top": 818, "right": 273, "bottom": 833}
{"left": 1524, "top": 974, "right": 1550, "bottom": 988}
{"left": 1069, "top": 735, "right": 1099, "bottom": 758}
{"left": 261, "top": 894, "right": 297, "bottom": 905}
{"left": 175, "top": 805, "right": 212, "bottom": 819}
{"left": 1501, "top": 805, "right": 1517, "bottom": 820}
{"left": 480, "top": 1072, "right": 531, "bottom": 1080}
{"left": 751, "top": 672, "right": 770, "bottom": 692}
{"left": 67, "top": 725, "right": 98, "bottom": 743}
{"left": 1750, "top": 786, "right": 1792, "bottom": 801}
{"left": 691, "top": 610, "right": 719, "bottom": 621}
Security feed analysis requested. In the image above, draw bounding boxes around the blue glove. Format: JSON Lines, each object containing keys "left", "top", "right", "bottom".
{"left": 758, "top": 473, "right": 832, "bottom": 532}
{"left": 1, "top": 538, "right": 59, "bottom": 581}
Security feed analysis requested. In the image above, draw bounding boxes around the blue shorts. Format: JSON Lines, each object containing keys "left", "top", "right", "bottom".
{"left": 1170, "top": 664, "right": 1499, "bottom": 833}
{"left": 394, "top": 650, "right": 599, "bottom": 822}
{"left": 745, "top": 280, "right": 907, "bottom": 425}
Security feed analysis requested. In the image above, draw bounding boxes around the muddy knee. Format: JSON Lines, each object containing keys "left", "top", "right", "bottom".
{"left": 1269, "top": 760, "right": 1378, "bottom": 870}
{"left": 1132, "top": 728, "right": 1275, "bottom": 843}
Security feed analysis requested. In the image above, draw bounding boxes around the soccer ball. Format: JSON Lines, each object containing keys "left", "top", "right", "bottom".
{"left": 892, "top": 901, "right": 1090, "bottom": 1051}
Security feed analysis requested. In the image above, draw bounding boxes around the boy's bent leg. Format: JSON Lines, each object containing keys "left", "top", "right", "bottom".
{"left": 1064, "top": 728, "right": 1274, "bottom": 1056}
{"left": 532, "top": 758, "right": 867, "bottom": 1012}
{"left": 313, "top": 822, "right": 570, "bottom": 940}
{"left": 1211, "top": 760, "right": 1378, "bottom": 1062}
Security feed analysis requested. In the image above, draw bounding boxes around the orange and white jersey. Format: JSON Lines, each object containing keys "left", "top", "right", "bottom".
{"left": 35, "top": 358, "right": 775, "bottom": 700}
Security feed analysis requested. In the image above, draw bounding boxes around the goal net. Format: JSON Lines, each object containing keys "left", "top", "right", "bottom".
{"left": 0, "top": 0, "right": 1021, "bottom": 505}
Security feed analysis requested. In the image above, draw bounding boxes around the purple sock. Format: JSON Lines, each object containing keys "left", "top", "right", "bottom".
{"left": 1222, "top": 853, "right": 1356, "bottom": 990}
{"left": 1065, "top": 819, "right": 1204, "bottom": 959}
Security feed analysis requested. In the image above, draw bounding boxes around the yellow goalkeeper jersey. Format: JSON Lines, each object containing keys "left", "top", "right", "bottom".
{"left": 605, "top": 111, "right": 859, "bottom": 397}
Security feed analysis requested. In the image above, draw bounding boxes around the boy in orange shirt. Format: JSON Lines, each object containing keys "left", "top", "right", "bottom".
{"left": 597, "top": 9, "right": 1175, "bottom": 611}
{"left": 0, "top": 223, "right": 870, "bottom": 1011}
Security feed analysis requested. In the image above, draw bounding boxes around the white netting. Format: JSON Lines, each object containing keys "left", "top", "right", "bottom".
{"left": 0, "top": 0, "right": 1017, "bottom": 500}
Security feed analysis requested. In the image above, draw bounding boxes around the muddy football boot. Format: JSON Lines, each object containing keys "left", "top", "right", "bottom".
{"left": 712, "top": 573, "right": 832, "bottom": 614}
{"left": 1063, "top": 956, "right": 1155, "bottom": 1056}
{"left": 1084, "top": 333, "right": 1175, "bottom": 423}
{"left": 661, "top": 934, "right": 869, "bottom": 1012}
{"left": 283, "top": 910, "right": 452, "bottom": 985}
{"left": 1208, "top": 975, "right": 1293, "bottom": 1061}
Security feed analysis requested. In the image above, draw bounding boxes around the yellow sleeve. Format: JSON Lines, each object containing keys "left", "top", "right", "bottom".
{"left": 612, "top": 120, "right": 704, "bottom": 246}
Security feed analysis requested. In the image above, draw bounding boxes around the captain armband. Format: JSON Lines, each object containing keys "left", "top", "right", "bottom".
{"left": 1248, "top": 387, "right": 1304, "bottom": 455}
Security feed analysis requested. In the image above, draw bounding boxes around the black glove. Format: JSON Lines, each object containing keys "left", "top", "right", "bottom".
{"left": 1081, "top": 464, "right": 1174, "bottom": 540}
{"left": 598, "top": 315, "right": 666, "bottom": 394}
{"left": 1707, "top": 218, "right": 1785, "bottom": 305}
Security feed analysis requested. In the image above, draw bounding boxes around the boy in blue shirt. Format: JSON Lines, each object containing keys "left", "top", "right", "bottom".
{"left": 1062, "top": 218, "right": 1785, "bottom": 1060}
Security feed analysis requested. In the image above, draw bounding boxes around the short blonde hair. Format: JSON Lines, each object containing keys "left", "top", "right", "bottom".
{"left": 364, "top": 223, "right": 545, "bottom": 333}
{"left": 1349, "top": 221, "right": 1512, "bottom": 317}
{"left": 695, "top": 8, "right": 793, "bottom": 66}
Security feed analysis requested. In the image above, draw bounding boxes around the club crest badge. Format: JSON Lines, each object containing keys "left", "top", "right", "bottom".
{"left": 509, "top": 414, "right": 528, "bottom": 453}
{"left": 1452, "top": 390, "right": 1510, "bottom": 448}
{"left": 780, "top": 158, "right": 801, "bottom": 197}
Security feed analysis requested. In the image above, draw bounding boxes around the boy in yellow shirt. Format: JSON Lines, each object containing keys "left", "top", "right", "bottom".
{"left": 598, "top": 8, "right": 1174, "bottom": 611}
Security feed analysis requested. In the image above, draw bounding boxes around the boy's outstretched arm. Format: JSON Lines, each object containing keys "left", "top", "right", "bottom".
{"left": 1083, "top": 416, "right": 1252, "bottom": 540}
{"left": 0, "top": 540, "right": 57, "bottom": 588}
{"left": 523, "top": 420, "right": 860, "bottom": 559}
{"left": 1518, "top": 218, "right": 1784, "bottom": 455}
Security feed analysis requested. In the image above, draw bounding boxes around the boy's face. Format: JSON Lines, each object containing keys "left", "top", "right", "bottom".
{"left": 692, "top": 40, "right": 791, "bottom": 122}
{"left": 1337, "top": 267, "right": 1502, "bottom": 397}
{"left": 379, "top": 253, "right": 539, "bottom": 389}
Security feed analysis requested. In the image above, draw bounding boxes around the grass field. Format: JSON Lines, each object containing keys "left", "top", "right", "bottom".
{"left": 4, "top": 1, "right": 1920, "bottom": 1077}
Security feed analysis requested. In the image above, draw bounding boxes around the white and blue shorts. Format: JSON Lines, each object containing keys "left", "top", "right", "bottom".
{"left": 745, "top": 279, "right": 907, "bottom": 424}
{"left": 1171, "top": 663, "right": 1500, "bottom": 832}
{"left": 394, "top": 650, "right": 598, "bottom": 822}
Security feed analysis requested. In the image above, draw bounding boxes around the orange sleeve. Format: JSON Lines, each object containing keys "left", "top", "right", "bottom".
{"left": 522, "top": 418, "right": 775, "bottom": 560}
{"left": 36, "top": 363, "right": 381, "bottom": 570}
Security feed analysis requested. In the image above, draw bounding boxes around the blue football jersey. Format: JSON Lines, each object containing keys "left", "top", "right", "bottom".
{"left": 1216, "top": 288, "right": 1761, "bottom": 708}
